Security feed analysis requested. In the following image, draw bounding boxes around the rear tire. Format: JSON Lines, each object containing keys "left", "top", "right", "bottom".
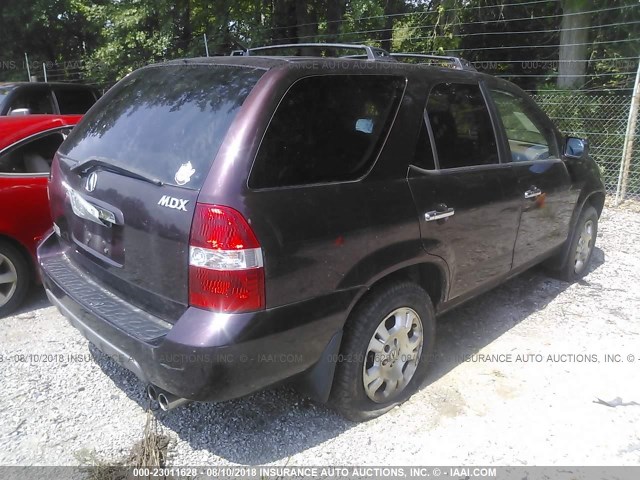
{"left": 330, "top": 281, "right": 436, "bottom": 422}
{"left": 548, "top": 205, "right": 598, "bottom": 282}
{"left": 0, "top": 241, "right": 31, "bottom": 318}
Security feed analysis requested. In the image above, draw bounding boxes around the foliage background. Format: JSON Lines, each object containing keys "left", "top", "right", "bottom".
{"left": 0, "top": 0, "right": 638, "bottom": 92}
{"left": 0, "top": 0, "right": 639, "bottom": 197}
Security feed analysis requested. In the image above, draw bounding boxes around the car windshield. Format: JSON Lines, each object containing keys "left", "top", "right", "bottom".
{"left": 59, "top": 64, "right": 264, "bottom": 189}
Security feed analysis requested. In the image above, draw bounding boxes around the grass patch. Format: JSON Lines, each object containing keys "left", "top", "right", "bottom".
{"left": 76, "top": 407, "right": 172, "bottom": 479}
{"left": 127, "top": 408, "right": 171, "bottom": 467}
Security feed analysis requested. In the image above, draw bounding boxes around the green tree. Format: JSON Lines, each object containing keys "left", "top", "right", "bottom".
{"left": 0, "top": 0, "right": 101, "bottom": 81}
{"left": 558, "top": 0, "right": 591, "bottom": 88}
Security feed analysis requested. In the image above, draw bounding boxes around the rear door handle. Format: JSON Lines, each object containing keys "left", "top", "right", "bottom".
{"left": 524, "top": 187, "right": 542, "bottom": 199}
{"left": 425, "top": 207, "right": 455, "bottom": 222}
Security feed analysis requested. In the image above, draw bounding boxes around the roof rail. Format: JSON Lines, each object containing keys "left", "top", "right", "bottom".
{"left": 390, "top": 53, "right": 476, "bottom": 71}
{"left": 229, "top": 43, "right": 475, "bottom": 71}
{"left": 231, "top": 43, "right": 393, "bottom": 61}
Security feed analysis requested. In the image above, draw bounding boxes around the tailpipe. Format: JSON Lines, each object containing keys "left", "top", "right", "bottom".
{"left": 147, "top": 384, "right": 190, "bottom": 411}
{"left": 147, "top": 384, "right": 159, "bottom": 402}
{"left": 158, "top": 391, "right": 190, "bottom": 411}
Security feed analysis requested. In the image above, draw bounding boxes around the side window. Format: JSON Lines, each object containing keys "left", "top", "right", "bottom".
{"left": 0, "top": 131, "right": 68, "bottom": 174}
{"left": 426, "top": 82, "right": 498, "bottom": 169}
{"left": 413, "top": 116, "right": 436, "bottom": 170}
{"left": 250, "top": 75, "right": 405, "bottom": 188}
{"left": 490, "top": 89, "right": 558, "bottom": 162}
{"left": 8, "top": 89, "right": 55, "bottom": 114}
{"left": 54, "top": 88, "right": 96, "bottom": 114}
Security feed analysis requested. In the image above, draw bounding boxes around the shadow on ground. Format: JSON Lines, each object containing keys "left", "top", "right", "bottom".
{"left": 1, "top": 286, "right": 50, "bottom": 319}
{"left": 89, "top": 248, "right": 604, "bottom": 464}
{"left": 430, "top": 246, "right": 604, "bottom": 382}
{"left": 91, "top": 343, "right": 347, "bottom": 464}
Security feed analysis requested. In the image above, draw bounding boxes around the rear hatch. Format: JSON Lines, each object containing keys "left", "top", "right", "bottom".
{"left": 50, "top": 63, "right": 264, "bottom": 322}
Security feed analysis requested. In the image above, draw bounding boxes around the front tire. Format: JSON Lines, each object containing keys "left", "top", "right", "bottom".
{"left": 330, "top": 281, "right": 436, "bottom": 422}
{"left": 549, "top": 205, "right": 598, "bottom": 282}
{"left": 0, "top": 241, "right": 31, "bottom": 317}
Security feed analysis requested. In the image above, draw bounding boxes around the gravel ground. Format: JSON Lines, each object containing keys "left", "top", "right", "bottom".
{"left": 0, "top": 206, "right": 639, "bottom": 467}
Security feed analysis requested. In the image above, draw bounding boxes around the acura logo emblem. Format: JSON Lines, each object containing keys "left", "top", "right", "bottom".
{"left": 85, "top": 172, "right": 97, "bottom": 192}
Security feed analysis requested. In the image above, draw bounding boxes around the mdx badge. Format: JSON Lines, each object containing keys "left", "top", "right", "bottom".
{"left": 85, "top": 172, "right": 98, "bottom": 192}
{"left": 158, "top": 195, "right": 188, "bottom": 211}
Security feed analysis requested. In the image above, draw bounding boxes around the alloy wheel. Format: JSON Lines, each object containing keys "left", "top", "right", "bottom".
{"left": 574, "top": 219, "right": 594, "bottom": 274}
{"left": 0, "top": 253, "right": 18, "bottom": 307}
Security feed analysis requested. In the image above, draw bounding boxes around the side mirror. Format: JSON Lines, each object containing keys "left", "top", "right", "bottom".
{"left": 564, "top": 136, "right": 588, "bottom": 159}
{"left": 9, "top": 108, "right": 31, "bottom": 116}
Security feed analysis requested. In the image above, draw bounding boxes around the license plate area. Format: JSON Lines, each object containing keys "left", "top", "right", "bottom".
{"left": 68, "top": 187, "right": 117, "bottom": 227}
{"left": 71, "top": 219, "right": 124, "bottom": 266}
{"left": 65, "top": 187, "right": 124, "bottom": 265}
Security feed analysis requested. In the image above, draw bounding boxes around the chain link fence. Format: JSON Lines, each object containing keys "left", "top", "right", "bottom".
{"left": 533, "top": 93, "right": 640, "bottom": 202}
{"left": 4, "top": 54, "right": 640, "bottom": 203}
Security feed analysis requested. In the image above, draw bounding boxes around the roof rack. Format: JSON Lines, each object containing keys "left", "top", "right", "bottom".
{"left": 231, "top": 43, "right": 393, "bottom": 61}
{"left": 230, "top": 43, "right": 475, "bottom": 71}
{"left": 390, "top": 53, "right": 476, "bottom": 71}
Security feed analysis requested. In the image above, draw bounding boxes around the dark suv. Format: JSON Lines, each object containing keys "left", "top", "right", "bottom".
{"left": 38, "top": 44, "right": 605, "bottom": 421}
{"left": 0, "top": 82, "right": 99, "bottom": 116}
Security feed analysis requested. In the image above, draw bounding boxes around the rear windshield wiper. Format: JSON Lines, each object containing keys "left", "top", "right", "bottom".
{"left": 69, "top": 156, "right": 164, "bottom": 186}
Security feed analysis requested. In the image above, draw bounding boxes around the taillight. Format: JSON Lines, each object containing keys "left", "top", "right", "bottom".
{"left": 188, "top": 203, "right": 265, "bottom": 313}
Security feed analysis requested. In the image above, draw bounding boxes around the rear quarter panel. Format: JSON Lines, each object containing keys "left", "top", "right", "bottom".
{"left": 197, "top": 64, "right": 446, "bottom": 311}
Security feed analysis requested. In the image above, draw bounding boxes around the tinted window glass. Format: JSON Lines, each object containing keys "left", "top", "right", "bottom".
{"left": 0, "top": 87, "right": 12, "bottom": 113}
{"left": 0, "top": 131, "right": 67, "bottom": 174}
{"left": 250, "top": 75, "right": 405, "bottom": 188}
{"left": 490, "top": 89, "right": 558, "bottom": 162}
{"left": 54, "top": 88, "right": 96, "bottom": 114}
{"left": 60, "top": 65, "right": 264, "bottom": 189}
{"left": 413, "top": 117, "right": 435, "bottom": 170}
{"left": 9, "top": 89, "right": 54, "bottom": 114}
{"left": 426, "top": 83, "right": 498, "bottom": 169}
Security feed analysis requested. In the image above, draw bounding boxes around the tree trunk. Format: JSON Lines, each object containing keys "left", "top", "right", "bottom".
{"left": 326, "top": 0, "right": 344, "bottom": 42}
{"left": 380, "top": 0, "right": 404, "bottom": 53}
{"left": 381, "top": 0, "right": 394, "bottom": 52}
{"left": 175, "top": 0, "right": 192, "bottom": 54}
{"left": 558, "top": 0, "right": 590, "bottom": 89}
{"left": 254, "top": 0, "right": 261, "bottom": 26}
{"left": 272, "top": 0, "right": 297, "bottom": 44}
{"left": 296, "top": 0, "right": 318, "bottom": 52}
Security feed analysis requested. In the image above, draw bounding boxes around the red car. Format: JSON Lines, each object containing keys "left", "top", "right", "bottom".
{"left": 0, "top": 114, "right": 81, "bottom": 316}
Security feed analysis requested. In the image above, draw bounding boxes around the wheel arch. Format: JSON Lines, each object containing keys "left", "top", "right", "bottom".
{"left": 546, "top": 188, "right": 604, "bottom": 273}
{"left": 585, "top": 190, "right": 605, "bottom": 217}
{"left": 571, "top": 189, "right": 605, "bottom": 238}
{"left": 295, "top": 261, "right": 447, "bottom": 404}
{"left": 353, "top": 262, "right": 447, "bottom": 313}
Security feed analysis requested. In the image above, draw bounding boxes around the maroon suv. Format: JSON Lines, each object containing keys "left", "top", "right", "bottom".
{"left": 38, "top": 45, "right": 604, "bottom": 421}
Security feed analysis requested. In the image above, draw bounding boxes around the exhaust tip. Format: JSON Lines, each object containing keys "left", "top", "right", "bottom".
{"left": 157, "top": 393, "right": 170, "bottom": 411}
{"left": 157, "top": 392, "right": 191, "bottom": 411}
{"left": 147, "top": 384, "right": 159, "bottom": 402}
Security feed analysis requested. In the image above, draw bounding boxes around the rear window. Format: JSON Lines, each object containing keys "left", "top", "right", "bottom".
{"left": 60, "top": 64, "right": 264, "bottom": 189}
{"left": 54, "top": 88, "right": 96, "bottom": 114}
{"left": 249, "top": 74, "right": 405, "bottom": 189}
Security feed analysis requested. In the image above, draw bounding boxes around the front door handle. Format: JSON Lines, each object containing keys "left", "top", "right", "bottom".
{"left": 524, "top": 187, "right": 542, "bottom": 199}
{"left": 425, "top": 207, "right": 455, "bottom": 222}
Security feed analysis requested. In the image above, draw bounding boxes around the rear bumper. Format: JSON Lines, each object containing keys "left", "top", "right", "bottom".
{"left": 38, "top": 232, "right": 351, "bottom": 402}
